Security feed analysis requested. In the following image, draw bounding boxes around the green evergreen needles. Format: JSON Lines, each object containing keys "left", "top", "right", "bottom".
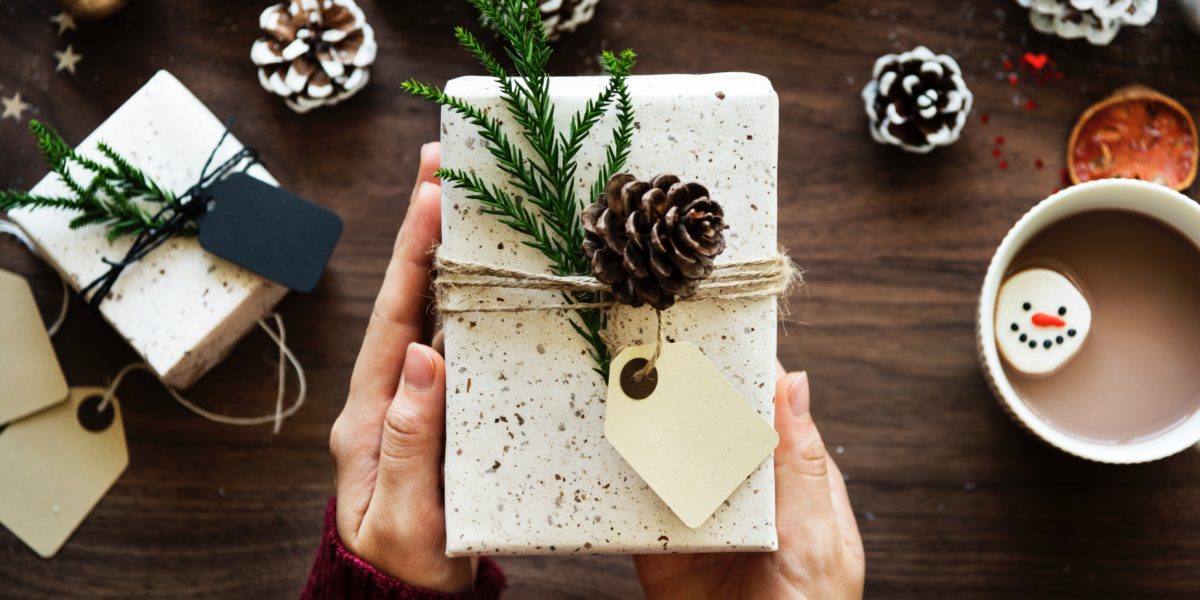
{"left": 0, "top": 120, "right": 177, "bottom": 242}
{"left": 404, "top": 0, "right": 636, "bottom": 378}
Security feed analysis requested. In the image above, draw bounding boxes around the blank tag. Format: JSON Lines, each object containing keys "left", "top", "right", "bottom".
{"left": 196, "top": 172, "right": 343, "bottom": 292}
{"left": 0, "top": 387, "right": 128, "bottom": 558}
{"left": 0, "top": 269, "right": 69, "bottom": 426}
{"left": 604, "top": 343, "right": 779, "bottom": 528}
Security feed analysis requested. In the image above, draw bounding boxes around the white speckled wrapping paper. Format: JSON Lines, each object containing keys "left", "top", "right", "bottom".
{"left": 441, "top": 73, "right": 779, "bottom": 555}
{"left": 9, "top": 71, "right": 287, "bottom": 389}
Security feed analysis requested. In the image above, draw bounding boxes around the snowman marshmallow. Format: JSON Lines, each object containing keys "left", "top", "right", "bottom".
{"left": 995, "top": 268, "right": 1092, "bottom": 376}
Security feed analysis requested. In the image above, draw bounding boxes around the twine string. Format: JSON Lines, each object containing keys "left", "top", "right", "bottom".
{"left": 634, "top": 309, "right": 665, "bottom": 382}
{"left": 0, "top": 219, "right": 69, "bottom": 337}
{"left": 434, "top": 250, "right": 799, "bottom": 376}
{"left": 97, "top": 313, "right": 307, "bottom": 433}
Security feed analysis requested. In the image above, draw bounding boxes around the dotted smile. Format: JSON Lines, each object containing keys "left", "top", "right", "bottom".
{"left": 996, "top": 269, "right": 1092, "bottom": 376}
{"left": 1011, "top": 303, "right": 1078, "bottom": 350}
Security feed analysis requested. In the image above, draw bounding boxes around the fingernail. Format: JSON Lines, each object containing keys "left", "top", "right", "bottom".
{"left": 403, "top": 343, "right": 436, "bottom": 393}
{"left": 788, "top": 371, "right": 810, "bottom": 416}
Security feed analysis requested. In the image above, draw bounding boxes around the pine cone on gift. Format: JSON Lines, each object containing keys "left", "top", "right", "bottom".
{"left": 540, "top": 0, "right": 601, "bottom": 40}
{"left": 1016, "top": 0, "right": 1157, "bottom": 46}
{"left": 582, "top": 174, "right": 728, "bottom": 310}
{"left": 251, "top": 0, "right": 378, "bottom": 114}
{"left": 861, "top": 46, "right": 973, "bottom": 154}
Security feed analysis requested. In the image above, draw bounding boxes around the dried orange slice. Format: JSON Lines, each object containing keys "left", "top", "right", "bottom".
{"left": 1068, "top": 86, "right": 1197, "bottom": 191}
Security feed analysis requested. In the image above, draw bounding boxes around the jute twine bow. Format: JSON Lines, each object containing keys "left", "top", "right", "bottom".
{"left": 433, "top": 249, "right": 801, "bottom": 379}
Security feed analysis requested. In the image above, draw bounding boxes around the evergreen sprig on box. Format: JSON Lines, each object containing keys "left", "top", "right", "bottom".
{"left": 403, "top": 0, "right": 636, "bottom": 377}
{"left": 0, "top": 120, "right": 177, "bottom": 242}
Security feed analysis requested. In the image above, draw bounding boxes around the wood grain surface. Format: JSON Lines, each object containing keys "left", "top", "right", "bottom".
{"left": 3, "top": 0, "right": 1200, "bottom": 597}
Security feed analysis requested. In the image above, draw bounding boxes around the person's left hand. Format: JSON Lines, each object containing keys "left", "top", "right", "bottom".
{"left": 327, "top": 143, "right": 475, "bottom": 593}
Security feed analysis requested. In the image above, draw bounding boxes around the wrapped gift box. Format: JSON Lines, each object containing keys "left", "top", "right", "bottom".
{"left": 9, "top": 71, "right": 287, "bottom": 389}
{"left": 440, "top": 73, "right": 780, "bottom": 555}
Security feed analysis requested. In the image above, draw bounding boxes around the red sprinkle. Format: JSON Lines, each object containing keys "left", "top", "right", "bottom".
{"left": 992, "top": 148, "right": 1002, "bottom": 158}
{"left": 1034, "top": 158, "right": 1045, "bottom": 169}
{"left": 980, "top": 113, "right": 991, "bottom": 124}
{"left": 995, "top": 136, "right": 1005, "bottom": 146}
{"left": 1023, "top": 99, "right": 1038, "bottom": 112}
{"left": 1003, "top": 59, "right": 1014, "bottom": 71}
{"left": 999, "top": 159, "right": 1009, "bottom": 170}
{"left": 1022, "top": 53, "right": 1049, "bottom": 71}
{"left": 1008, "top": 74, "right": 1019, "bottom": 86}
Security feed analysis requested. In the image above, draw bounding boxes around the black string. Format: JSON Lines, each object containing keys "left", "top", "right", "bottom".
{"left": 80, "top": 123, "right": 261, "bottom": 309}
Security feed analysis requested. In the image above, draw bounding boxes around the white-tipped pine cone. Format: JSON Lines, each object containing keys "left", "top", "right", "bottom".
{"left": 1016, "top": 0, "right": 1157, "bottom": 46}
{"left": 861, "top": 47, "right": 973, "bottom": 154}
{"left": 541, "top": 0, "right": 600, "bottom": 40}
{"left": 251, "top": 0, "right": 378, "bottom": 114}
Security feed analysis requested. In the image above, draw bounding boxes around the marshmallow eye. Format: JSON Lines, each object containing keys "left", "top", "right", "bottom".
{"left": 995, "top": 268, "right": 1093, "bottom": 376}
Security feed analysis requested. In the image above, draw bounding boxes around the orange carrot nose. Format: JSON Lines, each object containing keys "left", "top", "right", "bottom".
{"left": 1032, "top": 313, "right": 1066, "bottom": 328}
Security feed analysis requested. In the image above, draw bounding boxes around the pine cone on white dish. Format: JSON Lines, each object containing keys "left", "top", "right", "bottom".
{"left": 541, "top": 0, "right": 601, "bottom": 40}
{"left": 1015, "top": 0, "right": 1157, "bottom": 46}
{"left": 251, "top": 0, "right": 378, "bottom": 114}
{"left": 861, "top": 46, "right": 973, "bottom": 154}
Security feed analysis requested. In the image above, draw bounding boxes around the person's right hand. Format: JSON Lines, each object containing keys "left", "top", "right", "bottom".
{"left": 634, "top": 368, "right": 865, "bottom": 599}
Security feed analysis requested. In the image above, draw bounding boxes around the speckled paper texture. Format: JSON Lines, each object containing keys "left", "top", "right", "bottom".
{"left": 9, "top": 71, "right": 287, "bottom": 389}
{"left": 440, "top": 73, "right": 779, "bottom": 555}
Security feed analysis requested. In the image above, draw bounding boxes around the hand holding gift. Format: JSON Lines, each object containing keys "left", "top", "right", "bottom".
{"left": 321, "top": 143, "right": 488, "bottom": 595}
{"left": 303, "top": 145, "right": 863, "bottom": 599}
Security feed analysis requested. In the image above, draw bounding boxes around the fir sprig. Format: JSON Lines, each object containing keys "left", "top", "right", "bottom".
{"left": 403, "top": 0, "right": 637, "bottom": 378}
{"left": 0, "top": 120, "right": 177, "bottom": 241}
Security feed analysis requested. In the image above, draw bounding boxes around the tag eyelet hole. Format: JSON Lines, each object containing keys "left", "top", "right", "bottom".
{"left": 77, "top": 395, "right": 115, "bottom": 433}
{"left": 620, "top": 358, "right": 658, "bottom": 400}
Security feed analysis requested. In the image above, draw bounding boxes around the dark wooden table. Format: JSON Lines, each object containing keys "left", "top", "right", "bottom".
{"left": 3, "top": 0, "right": 1200, "bottom": 597}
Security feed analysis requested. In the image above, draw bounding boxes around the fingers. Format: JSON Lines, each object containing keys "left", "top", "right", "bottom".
{"left": 773, "top": 371, "right": 839, "bottom": 545}
{"left": 826, "top": 456, "right": 865, "bottom": 561}
{"left": 333, "top": 144, "right": 442, "bottom": 536}
{"left": 371, "top": 343, "right": 447, "bottom": 519}
{"left": 431, "top": 329, "right": 445, "bottom": 355}
{"left": 775, "top": 358, "right": 785, "bottom": 381}
{"left": 348, "top": 145, "right": 443, "bottom": 404}
{"left": 410, "top": 143, "right": 442, "bottom": 205}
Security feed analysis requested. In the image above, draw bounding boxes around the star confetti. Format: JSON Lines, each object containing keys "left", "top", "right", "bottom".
{"left": 2, "top": 93, "right": 31, "bottom": 122}
{"left": 54, "top": 45, "right": 83, "bottom": 75}
{"left": 50, "top": 12, "right": 77, "bottom": 36}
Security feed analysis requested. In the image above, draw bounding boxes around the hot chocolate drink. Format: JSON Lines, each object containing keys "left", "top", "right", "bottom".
{"left": 1002, "top": 209, "right": 1200, "bottom": 444}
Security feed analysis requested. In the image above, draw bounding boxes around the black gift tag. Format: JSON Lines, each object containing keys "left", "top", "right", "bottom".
{"left": 196, "top": 173, "right": 342, "bottom": 292}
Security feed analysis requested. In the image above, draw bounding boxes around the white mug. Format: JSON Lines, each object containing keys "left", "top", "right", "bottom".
{"left": 977, "top": 179, "right": 1200, "bottom": 463}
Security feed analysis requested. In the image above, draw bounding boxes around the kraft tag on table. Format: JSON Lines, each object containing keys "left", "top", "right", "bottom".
{"left": 0, "top": 387, "right": 129, "bottom": 558}
{"left": 0, "top": 269, "right": 69, "bottom": 426}
{"left": 196, "top": 172, "right": 343, "bottom": 293}
{"left": 604, "top": 343, "right": 779, "bottom": 528}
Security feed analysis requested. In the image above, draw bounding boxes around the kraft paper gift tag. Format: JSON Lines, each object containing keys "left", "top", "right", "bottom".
{"left": 0, "top": 269, "right": 69, "bottom": 426}
{"left": 605, "top": 343, "right": 779, "bottom": 528}
{"left": 0, "top": 387, "right": 129, "bottom": 558}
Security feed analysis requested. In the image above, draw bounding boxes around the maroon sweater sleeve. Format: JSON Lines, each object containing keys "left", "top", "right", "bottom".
{"left": 301, "top": 499, "right": 506, "bottom": 600}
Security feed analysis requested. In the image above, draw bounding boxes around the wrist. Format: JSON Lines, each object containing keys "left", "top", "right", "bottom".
{"left": 310, "top": 499, "right": 503, "bottom": 599}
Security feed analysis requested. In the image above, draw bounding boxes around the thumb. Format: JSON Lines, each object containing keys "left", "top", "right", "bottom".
{"left": 774, "top": 371, "right": 839, "bottom": 544}
{"left": 373, "top": 343, "right": 447, "bottom": 515}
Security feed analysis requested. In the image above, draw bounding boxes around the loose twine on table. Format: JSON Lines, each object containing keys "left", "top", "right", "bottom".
{"left": 433, "top": 250, "right": 801, "bottom": 379}
{"left": 1, "top": 218, "right": 307, "bottom": 434}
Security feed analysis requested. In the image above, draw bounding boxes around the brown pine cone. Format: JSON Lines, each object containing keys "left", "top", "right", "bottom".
{"left": 582, "top": 173, "right": 728, "bottom": 310}
{"left": 251, "top": 0, "right": 378, "bottom": 114}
